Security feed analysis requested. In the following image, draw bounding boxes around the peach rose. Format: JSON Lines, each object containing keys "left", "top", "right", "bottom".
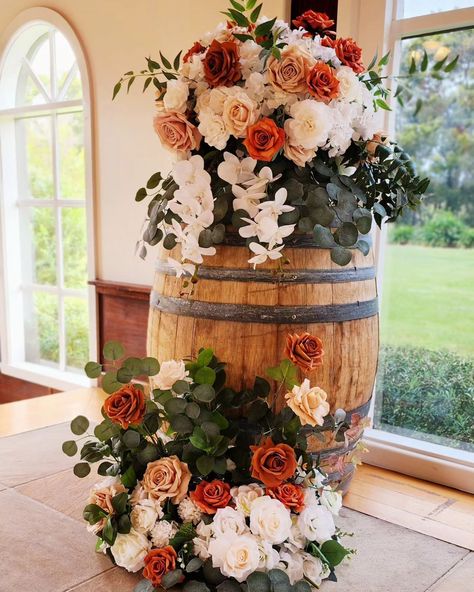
{"left": 103, "top": 384, "right": 146, "bottom": 429}
{"left": 306, "top": 62, "right": 340, "bottom": 103}
{"left": 366, "top": 131, "right": 389, "bottom": 158}
{"left": 267, "top": 45, "right": 314, "bottom": 94}
{"left": 142, "top": 456, "right": 192, "bottom": 504}
{"left": 203, "top": 39, "right": 242, "bottom": 87}
{"left": 153, "top": 111, "right": 201, "bottom": 156}
{"left": 190, "top": 479, "right": 232, "bottom": 514}
{"left": 222, "top": 91, "right": 259, "bottom": 138}
{"left": 286, "top": 332, "right": 324, "bottom": 373}
{"left": 323, "top": 37, "right": 364, "bottom": 74}
{"left": 250, "top": 438, "right": 297, "bottom": 488}
{"left": 243, "top": 117, "right": 285, "bottom": 162}
{"left": 87, "top": 478, "right": 127, "bottom": 534}
{"left": 284, "top": 140, "right": 315, "bottom": 167}
{"left": 143, "top": 546, "right": 178, "bottom": 587}
{"left": 267, "top": 482, "right": 305, "bottom": 513}
{"left": 285, "top": 379, "right": 330, "bottom": 428}
{"left": 292, "top": 10, "right": 335, "bottom": 35}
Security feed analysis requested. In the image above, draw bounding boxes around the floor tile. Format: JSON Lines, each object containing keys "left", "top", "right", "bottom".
{"left": 66, "top": 567, "right": 141, "bottom": 591}
{"left": 0, "top": 489, "right": 111, "bottom": 591}
{"left": 16, "top": 467, "right": 99, "bottom": 523}
{"left": 325, "top": 508, "right": 469, "bottom": 592}
{"left": 0, "top": 422, "right": 76, "bottom": 486}
{"left": 426, "top": 552, "right": 474, "bottom": 592}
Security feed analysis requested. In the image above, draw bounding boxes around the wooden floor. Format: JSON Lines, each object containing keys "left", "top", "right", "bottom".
{"left": 1, "top": 387, "right": 473, "bottom": 551}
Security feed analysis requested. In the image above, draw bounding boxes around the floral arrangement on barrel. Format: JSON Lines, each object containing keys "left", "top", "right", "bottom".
{"left": 63, "top": 333, "right": 364, "bottom": 591}
{"left": 112, "top": 1, "right": 456, "bottom": 279}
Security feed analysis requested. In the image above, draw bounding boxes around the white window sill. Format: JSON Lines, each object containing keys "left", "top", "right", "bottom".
{"left": 0, "top": 361, "right": 93, "bottom": 392}
{"left": 363, "top": 427, "right": 474, "bottom": 494}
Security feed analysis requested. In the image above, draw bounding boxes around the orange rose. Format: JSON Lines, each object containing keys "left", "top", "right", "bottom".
{"left": 250, "top": 437, "right": 297, "bottom": 488}
{"left": 143, "top": 546, "right": 177, "bottom": 587}
{"left": 183, "top": 41, "right": 205, "bottom": 63}
{"left": 103, "top": 385, "right": 146, "bottom": 429}
{"left": 203, "top": 39, "right": 242, "bottom": 87}
{"left": 243, "top": 118, "right": 285, "bottom": 162}
{"left": 267, "top": 482, "right": 305, "bottom": 513}
{"left": 323, "top": 37, "right": 364, "bottom": 74}
{"left": 285, "top": 332, "right": 324, "bottom": 373}
{"left": 292, "top": 10, "right": 334, "bottom": 35}
{"left": 190, "top": 479, "right": 232, "bottom": 514}
{"left": 306, "top": 62, "right": 340, "bottom": 103}
{"left": 153, "top": 111, "right": 201, "bottom": 156}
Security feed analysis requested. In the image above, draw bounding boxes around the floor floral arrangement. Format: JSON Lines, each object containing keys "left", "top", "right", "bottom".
{"left": 64, "top": 337, "right": 356, "bottom": 592}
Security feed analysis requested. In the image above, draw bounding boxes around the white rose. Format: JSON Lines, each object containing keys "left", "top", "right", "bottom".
{"left": 250, "top": 496, "right": 292, "bottom": 544}
{"left": 303, "top": 487, "right": 319, "bottom": 509}
{"left": 298, "top": 505, "right": 336, "bottom": 544}
{"left": 150, "top": 519, "right": 178, "bottom": 548}
{"left": 278, "top": 550, "right": 304, "bottom": 584}
{"left": 208, "top": 533, "right": 260, "bottom": 582}
{"left": 284, "top": 99, "right": 332, "bottom": 150}
{"left": 287, "top": 517, "right": 307, "bottom": 550}
{"left": 154, "top": 359, "right": 189, "bottom": 391}
{"left": 111, "top": 529, "right": 151, "bottom": 572}
{"left": 302, "top": 552, "right": 325, "bottom": 587}
{"left": 130, "top": 499, "right": 161, "bottom": 534}
{"left": 180, "top": 54, "right": 204, "bottom": 83}
{"left": 212, "top": 507, "right": 249, "bottom": 537}
{"left": 163, "top": 79, "right": 189, "bottom": 113}
{"left": 230, "top": 483, "right": 265, "bottom": 516}
{"left": 336, "top": 66, "right": 363, "bottom": 103}
{"left": 320, "top": 489, "right": 343, "bottom": 516}
{"left": 257, "top": 539, "right": 280, "bottom": 570}
{"left": 198, "top": 109, "right": 230, "bottom": 150}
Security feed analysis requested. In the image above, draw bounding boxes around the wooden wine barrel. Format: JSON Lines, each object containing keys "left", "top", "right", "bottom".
{"left": 147, "top": 235, "right": 379, "bottom": 490}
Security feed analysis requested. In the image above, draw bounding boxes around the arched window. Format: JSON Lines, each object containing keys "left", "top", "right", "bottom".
{"left": 0, "top": 9, "right": 95, "bottom": 390}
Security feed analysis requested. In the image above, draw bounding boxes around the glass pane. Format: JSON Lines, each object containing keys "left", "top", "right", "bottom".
{"left": 400, "top": 0, "right": 474, "bottom": 18}
{"left": 20, "top": 207, "right": 57, "bottom": 286}
{"left": 58, "top": 111, "right": 85, "bottom": 199}
{"left": 64, "top": 296, "right": 89, "bottom": 370}
{"left": 63, "top": 69, "right": 83, "bottom": 100}
{"left": 22, "top": 74, "right": 46, "bottom": 106}
{"left": 375, "top": 29, "right": 474, "bottom": 452}
{"left": 54, "top": 30, "right": 79, "bottom": 99}
{"left": 28, "top": 34, "right": 51, "bottom": 98}
{"left": 17, "top": 116, "right": 54, "bottom": 199}
{"left": 24, "top": 291, "right": 59, "bottom": 365}
{"left": 62, "top": 207, "right": 87, "bottom": 288}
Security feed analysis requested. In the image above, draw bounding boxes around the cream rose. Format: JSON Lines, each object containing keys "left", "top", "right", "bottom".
{"left": 284, "top": 140, "right": 316, "bottom": 167}
{"left": 285, "top": 378, "right": 330, "bottom": 427}
{"left": 212, "top": 507, "right": 248, "bottom": 538}
{"left": 87, "top": 477, "right": 127, "bottom": 534}
{"left": 267, "top": 45, "right": 314, "bottom": 94}
{"left": 163, "top": 79, "right": 189, "bottom": 113}
{"left": 249, "top": 496, "right": 292, "bottom": 544}
{"left": 111, "top": 529, "right": 151, "bottom": 572}
{"left": 142, "top": 456, "right": 192, "bottom": 504}
{"left": 208, "top": 533, "right": 260, "bottom": 582}
{"left": 222, "top": 91, "right": 259, "bottom": 138}
{"left": 230, "top": 483, "right": 264, "bottom": 516}
{"left": 284, "top": 100, "right": 333, "bottom": 150}
{"left": 130, "top": 499, "right": 161, "bottom": 534}
{"left": 257, "top": 539, "right": 280, "bottom": 570}
{"left": 302, "top": 552, "right": 326, "bottom": 587}
{"left": 297, "top": 505, "right": 336, "bottom": 544}
{"left": 154, "top": 359, "right": 189, "bottom": 391}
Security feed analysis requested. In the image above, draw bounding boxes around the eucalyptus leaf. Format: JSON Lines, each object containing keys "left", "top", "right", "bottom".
{"left": 102, "top": 371, "right": 123, "bottom": 394}
{"left": 196, "top": 455, "right": 215, "bottom": 476}
{"left": 193, "top": 384, "right": 216, "bottom": 402}
{"left": 195, "top": 366, "right": 216, "bottom": 385}
{"left": 335, "top": 222, "right": 359, "bottom": 247}
{"left": 313, "top": 225, "right": 336, "bottom": 248}
{"left": 170, "top": 414, "right": 194, "bottom": 435}
{"left": 71, "top": 415, "right": 89, "bottom": 436}
{"left": 122, "top": 430, "right": 141, "bottom": 449}
{"left": 73, "top": 462, "right": 91, "bottom": 478}
{"left": 331, "top": 246, "right": 353, "bottom": 266}
{"left": 141, "top": 357, "right": 160, "bottom": 376}
{"left": 62, "top": 440, "right": 78, "bottom": 456}
{"left": 103, "top": 341, "right": 125, "bottom": 361}
{"left": 84, "top": 361, "right": 102, "bottom": 378}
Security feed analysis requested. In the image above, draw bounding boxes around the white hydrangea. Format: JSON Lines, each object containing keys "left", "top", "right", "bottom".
{"left": 198, "top": 109, "right": 230, "bottom": 149}
{"left": 150, "top": 520, "right": 179, "bottom": 548}
{"left": 177, "top": 496, "right": 203, "bottom": 525}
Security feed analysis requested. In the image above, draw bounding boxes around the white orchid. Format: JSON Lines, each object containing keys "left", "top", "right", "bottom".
{"left": 217, "top": 152, "right": 257, "bottom": 185}
{"left": 257, "top": 188, "right": 294, "bottom": 218}
{"left": 167, "top": 257, "right": 195, "bottom": 278}
{"left": 172, "top": 154, "right": 210, "bottom": 187}
{"left": 248, "top": 242, "right": 284, "bottom": 267}
{"left": 181, "top": 232, "right": 216, "bottom": 264}
{"left": 232, "top": 183, "right": 267, "bottom": 218}
{"left": 256, "top": 215, "right": 295, "bottom": 248}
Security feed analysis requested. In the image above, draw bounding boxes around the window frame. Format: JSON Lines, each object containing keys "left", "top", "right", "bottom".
{"left": 0, "top": 8, "right": 96, "bottom": 390}
{"left": 338, "top": 0, "right": 474, "bottom": 492}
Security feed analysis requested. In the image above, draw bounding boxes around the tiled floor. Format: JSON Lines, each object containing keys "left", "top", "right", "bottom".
{"left": 0, "top": 422, "right": 472, "bottom": 592}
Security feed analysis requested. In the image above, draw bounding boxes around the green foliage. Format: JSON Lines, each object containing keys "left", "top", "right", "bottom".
{"left": 460, "top": 227, "right": 474, "bottom": 248}
{"left": 389, "top": 224, "right": 416, "bottom": 245}
{"left": 422, "top": 211, "right": 466, "bottom": 247}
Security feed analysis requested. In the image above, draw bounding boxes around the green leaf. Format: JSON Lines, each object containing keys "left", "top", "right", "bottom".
{"left": 248, "top": 399, "right": 269, "bottom": 422}
{"left": 111, "top": 491, "right": 128, "bottom": 515}
{"left": 247, "top": 571, "right": 271, "bottom": 592}
{"left": 135, "top": 187, "right": 147, "bottom": 202}
{"left": 196, "top": 455, "right": 215, "bottom": 476}
{"left": 163, "top": 233, "right": 177, "bottom": 250}
{"left": 228, "top": 8, "right": 249, "bottom": 27}
{"left": 164, "top": 397, "right": 188, "bottom": 416}
{"left": 141, "top": 357, "right": 160, "bottom": 376}
{"left": 268, "top": 570, "right": 291, "bottom": 592}
{"left": 143, "top": 76, "right": 152, "bottom": 92}
{"left": 233, "top": 33, "right": 254, "bottom": 42}
{"left": 84, "top": 361, "right": 102, "bottom": 378}
{"left": 216, "top": 581, "right": 241, "bottom": 592}
{"left": 170, "top": 414, "right": 194, "bottom": 435}
{"left": 122, "top": 357, "right": 143, "bottom": 375}
{"left": 116, "top": 366, "right": 133, "bottom": 384}
{"left": 183, "top": 581, "right": 210, "bottom": 592}
{"left": 413, "top": 98, "right": 423, "bottom": 117}
{"left": 102, "top": 515, "right": 117, "bottom": 546}
{"left": 71, "top": 415, "right": 89, "bottom": 435}
{"left": 117, "top": 513, "right": 131, "bottom": 534}
{"left": 159, "top": 51, "right": 172, "bottom": 69}
{"left": 254, "top": 376, "right": 270, "bottom": 397}
{"left": 193, "top": 384, "right": 216, "bottom": 403}
{"left": 409, "top": 56, "right": 416, "bottom": 74}
{"left": 94, "top": 420, "right": 118, "bottom": 441}
{"left": 190, "top": 426, "right": 209, "bottom": 451}
{"left": 62, "top": 440, "right": 78, "bottom": 456}
{"left": 173, "top": 380, "right": 190, "bottom": 394}
{"left": 313, "top": 225, "right": 336, "bottom": 248}
{"left": 169, "top": 523, "right": 196, "bottom": 548}
{"left": 293, "top": 581, "right": 312, "bottom": 592}
{"left": 98, "top": 461, "right": 113, "bottom": 476}
{"left": 421, "top": 49, "right": 428, "bottom": 72}
{"left": 134, "top": 580, "right": 155, "bottom": 592}
{"left": 375, "top": 98, "right": 391, "bottom": 111}
{"left": 195, "top": 366, "right": 216, "bottom": 385}
{"left": 112, "top": 81, "right": 121, "bottom": 100}
{"left": 366, "top": 52, "right": 378, "bottom": 71}
{"left": 122, "top": 430, "right": 141, "bottom": 449}
{"left": 83, "top": 503, "right": 107, "bottom": 525}
{"left": 378, "top": 50, "right": 390, "bottom": 67}
{"left": 102, "top": 370, "right": 123, "bottom": 394}
{"left": 103, "top": 341, "right": 125, "bottom": 361}
{"left": 209, "top": 411, "right": 229, "bottom": 430}
{"left": 255, "top": 16, "right": 276, "bottom": 37}
{"left": 230, "top": 0, "right": 246, "bottom": 11}
{"left": 121, "top": 464, "right": 137, "bottom": 488}
{"left": 320, "top": 539, "right": 350, "bottom": 567}
{"left": 211, "top": 223, "right": 226, "bottom": 244}
{"left": 197, "top": 348, "right": 214, "bottom": 367}
{"left": 173, "top": 50, "right": 182, "bottom": 71}
{"left": 73, "top": 462, "right": 91, "bottom": 478}
{"left": 335, "top": 222, "right": 359, "bottom": 247}
{"left": 331, "top": 246, "right": 352, "bottom": 266}
{"left": 146, "top": 171, "right": 162, "bottom": 189}
{"left": 185, "top": 402, "right": 201, "bottom": 419}
{"left": 355, "top": 239, "right": 370, "bottom": 256}
{"left": 444, "top": 54, "right": 459, "bottom": 72}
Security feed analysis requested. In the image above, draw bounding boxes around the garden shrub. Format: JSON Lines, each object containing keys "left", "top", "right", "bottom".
{"left": 422, "top": 211, "right": 466, "bottom": 247}
{"left": 377, "top": 345, "right": 474, "bottom": 448}
{"left": 389, "top": 224, "right": 415, "bottom": 245}
{"left": 460, "top": 226, "right": 474, "bottom": 248}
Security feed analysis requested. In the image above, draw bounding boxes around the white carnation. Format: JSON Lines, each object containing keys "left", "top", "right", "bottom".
{"left": 150, "top": 520, "right": 178, "bottom": 548}
{"left": 193, "top": 521, "right": 213, "bottom": 560}
{"left": 285, "top": 100, "right": 333, "bottom": 150}
{"left": 249, "top": 496, "right": 292, "bottom": 544}
{"left": 336, "top": 66, "right": 364, "bottom": 103}
{"left": 198, "top": 109, "right": 230, "bottom": 149}
{"left": 239, "top": 40, "right": 263, "bottom": 79}
{"left": 178, "top": 496, "right": 203, "bottom": 524}
{"left": 245, "top": 72, "right": 266, "bottom": 102}
{"left": 302, "top": 552, "right": 326, "bottom": 587}
{"left": 298, "top": 504, "right": 336, "bottom": 544}
{"left": 111, "top": 529, "right": 151, "bottom": 572}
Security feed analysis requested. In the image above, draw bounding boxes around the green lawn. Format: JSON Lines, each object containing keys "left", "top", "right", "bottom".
{"left": 380, "top": 245, "right": 474, "bottom": 356}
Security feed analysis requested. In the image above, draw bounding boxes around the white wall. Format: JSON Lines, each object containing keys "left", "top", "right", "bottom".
{"left": 0, "top": 0, "right": 289, "bottom": 285}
